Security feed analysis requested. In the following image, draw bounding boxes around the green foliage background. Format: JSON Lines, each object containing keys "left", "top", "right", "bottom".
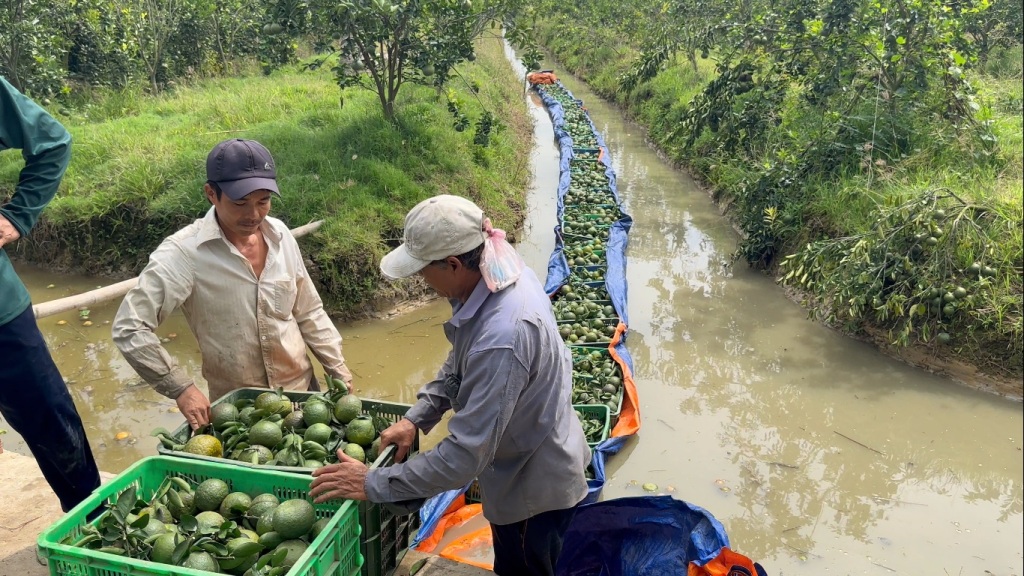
{"left": 0, "top": 36, "right": 534, "bottom": 316}
{"left": 534, "top": 0, "right": 1022, "bottom": 378}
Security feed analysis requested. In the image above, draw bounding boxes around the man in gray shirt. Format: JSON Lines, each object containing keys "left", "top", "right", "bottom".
{"left": 311, "top": 194, "right": 590, "bottom": 576}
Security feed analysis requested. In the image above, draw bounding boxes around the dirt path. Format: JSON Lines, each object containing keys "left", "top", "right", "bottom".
{"left": 0, "top": 451, "right": 64, "bottom": 576}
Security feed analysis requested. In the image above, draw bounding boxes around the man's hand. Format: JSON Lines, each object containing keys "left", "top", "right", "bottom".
{"left": 310, "top": 450, "right": 369, "bottom": 503}
{"left": 175, "top": 385, "right": 211, "bottom": 431}
{"left": 0, "top": 214, "right": 21, "bottom": 249}
{"left": 379, "top": 418, "right": 417, "bottom": 463}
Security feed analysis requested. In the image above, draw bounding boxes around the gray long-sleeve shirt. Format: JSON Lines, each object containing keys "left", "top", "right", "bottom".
{"left": 364, "top": 267, "right": 591, "bottom": 525}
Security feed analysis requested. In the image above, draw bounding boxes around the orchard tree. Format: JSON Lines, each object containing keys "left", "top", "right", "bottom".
{"left": 0, "top": 0, "right": 70, "bottom": 95}
{"left": 308, "top": 0, "right": 537, "bottom": 121}
{"left": 123, "top": 0, "right": 185, "bottom": 93}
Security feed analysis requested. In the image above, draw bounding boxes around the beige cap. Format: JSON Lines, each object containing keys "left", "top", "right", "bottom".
{"left": 380, "top": 195, "right": 487, "bottom": 279}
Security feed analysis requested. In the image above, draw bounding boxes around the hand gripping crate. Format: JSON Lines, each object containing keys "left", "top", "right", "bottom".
{"left": 37, "top": 455, "right": 362, "bottom": 576}
{"left": 359, "top": 446, "right": 421, "bottom": 576}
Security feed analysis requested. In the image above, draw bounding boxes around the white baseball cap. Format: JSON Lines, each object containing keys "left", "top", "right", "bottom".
{"left": 380, "top": 195, "right": 487, "bottom": 279}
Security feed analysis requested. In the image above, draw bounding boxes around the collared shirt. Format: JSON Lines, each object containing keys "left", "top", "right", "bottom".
{"left": 0, "top": 77, "right": 72, "bottom": 327}
{"left": 364, "top": 267, "right": 591, "bottom": 525}
{"left": 112, "top": 207, "right": 353, "bottom": 401}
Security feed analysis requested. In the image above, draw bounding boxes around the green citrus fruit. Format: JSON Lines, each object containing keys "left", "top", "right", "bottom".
{"left": 333, "top": 395, "right": 362, "bottom": 424}
{"left": 271, "top": 499, "right": 316, "bottom": 539}
{"left": 303, "top": 401, "right": 332, "bottom": 426}
{"left": 309, "top": 517, "right": 330, "bottom": 541}
{"left": 343, "top": 443, "right": 365, "bottom": 463}
{"left": 219, "top": 491, "right": 252, "bottom": 518}
{"left": 149, "top": 532, "right": 179, "bottom": 564}
{"left": 195, "top": 510, "right": 227, "bottom": 532}
{"left": 167, "top": 489, "right": 195, "bottom": 519}
{"left": 273, "top": 540, "right": 309, "bottom": 568}
{"left": 344, "top": 416, "right": 375, "bottom": 447}
{"left": 183, "top": 551, "right": 220, "bottom": 572}
{"left": 251, "top": 493, "right": 280, "bottom": 506}
{"left": 211, "top": 403, "right": 239, "bottom": 430}
{"left": 258, "top": 530, "right": 283, "bottom": 549}
{"left": 195, "top": 478, "right": 230, "bottom": 512}
{"left": 255, "top": 391, "right": 285, "bottom": 411}
{"left": 237, "top": 444, "right": 274, "bottom": 465}
{"left": 304, "top": 423, "right": 333, "bottom": 445}
{"left": 282, "top": 410, "right": 305, "bottom": 430}
{"left": 183, "top": 434, "right": 223, "bottom": 458}
{"left": 255, "top": 509, "right": 277, "bottom": 536}
{"left": 248, "top": 421, "right": 283, "bottom": 449}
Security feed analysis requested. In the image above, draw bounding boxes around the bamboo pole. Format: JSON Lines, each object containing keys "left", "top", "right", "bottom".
{"left": 32, "top": 219, "right": 325, "bottom": 320}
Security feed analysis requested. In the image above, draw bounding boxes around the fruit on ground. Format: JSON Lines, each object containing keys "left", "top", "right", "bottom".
{"left": 272, "top": 499, "right": 316, "bottom": 539}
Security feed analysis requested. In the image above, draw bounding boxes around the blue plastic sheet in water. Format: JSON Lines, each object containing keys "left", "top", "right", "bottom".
{"left": 555, "top": 496, "right": 731, "bottom": 576}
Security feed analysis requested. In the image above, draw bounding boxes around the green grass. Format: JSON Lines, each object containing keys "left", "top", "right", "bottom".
{"left": 1, "top": 36, "right": 533, "bottom": 315}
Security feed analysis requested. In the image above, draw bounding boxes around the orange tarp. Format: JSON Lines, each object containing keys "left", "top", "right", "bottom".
{"left": 527, "top": 71, "right": 558, "bottom": 85}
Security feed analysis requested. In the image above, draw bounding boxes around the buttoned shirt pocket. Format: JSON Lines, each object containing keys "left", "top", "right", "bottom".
{"left": 268, "top": 277, "right": 297, "bottom": 320}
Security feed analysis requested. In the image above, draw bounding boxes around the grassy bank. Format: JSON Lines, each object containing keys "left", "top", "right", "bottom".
{"left": 0, "top": 35, "right": 533, "bottom": 317}
{"left": 535, "top": 20, "right": 1023, "bottom": 384}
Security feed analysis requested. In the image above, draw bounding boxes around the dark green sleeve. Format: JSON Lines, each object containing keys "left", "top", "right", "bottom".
{"left": 0, "top": 76, "right": 72, "bottom": 238}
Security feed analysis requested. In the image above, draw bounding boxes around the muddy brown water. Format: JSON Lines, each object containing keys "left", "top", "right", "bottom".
{"left": 5, "top": 52, "right": 1022, "bottom": 574}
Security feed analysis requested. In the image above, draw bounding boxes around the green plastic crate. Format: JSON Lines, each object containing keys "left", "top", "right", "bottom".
{"left": 569, "top": 347, "right": 624, "bottom": 419}
{"left": 358, "top": 447, "right": 421, "bottom": 576}
{"left": 574, "top": 404, "right": 611, "bottom": 448}
{"left": 156, "top": 387, "right": 413, "bottom": 474}
{"left": 155, "top": 387, "right": 421, "bottom": 576}
{"left": 37, "top": 456, "right": 362, "bottom": 576}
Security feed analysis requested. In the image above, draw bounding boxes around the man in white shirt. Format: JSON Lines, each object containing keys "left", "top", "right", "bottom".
{"left": 112, "top": 139, "right": 353, "bottom": 430}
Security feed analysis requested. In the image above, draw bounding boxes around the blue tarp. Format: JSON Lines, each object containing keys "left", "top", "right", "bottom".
{"left": 555, "top": 496, "right": 734, "bottom": 576}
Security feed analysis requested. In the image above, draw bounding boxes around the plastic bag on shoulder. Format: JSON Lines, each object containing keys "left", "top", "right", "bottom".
{"left": 479, "top": 218, "right": 525, "bottom": 292}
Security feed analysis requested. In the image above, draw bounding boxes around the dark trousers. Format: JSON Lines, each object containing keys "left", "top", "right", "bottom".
{"left": 0, "top": 306, "right": 100, "bottom": 512}
{"left": 491, "top": 504, "right": 578, "bottom": 576}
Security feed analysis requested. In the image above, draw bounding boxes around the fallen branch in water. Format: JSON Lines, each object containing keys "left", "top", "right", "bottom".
{"left": 834, "top": 430, "right": 886, "bottom": 456}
